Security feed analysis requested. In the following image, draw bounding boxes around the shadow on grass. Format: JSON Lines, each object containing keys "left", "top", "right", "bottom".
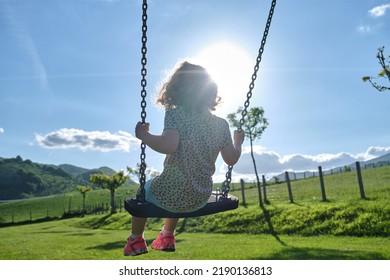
{"left": 175, "top": 205, "right": 287, "bottom": 248}
{"left": 0, "top": 216, "right": 60, "bottom": 228}
{"left": 291, "top": 202, "right": 306, "bottom": 207}
{"left": 85, "top": 238, "right": 183, "bottom": 251}
{"left": 85, "top": 241, "right": 125, "bottom": 251}
{"left": 260, "top": 205, "right": 287, "bottom": 247}
{"left": 65, "top": 232, "right": 96, "bottom": 236}
{"left": 254, "top": 246, "right": 387, "bottom": 260}
{"left": 82, "top": 214, "right": 114, "bottom": 229}
{"left": 176, "top": 218, "right": 188, "bottom": 235}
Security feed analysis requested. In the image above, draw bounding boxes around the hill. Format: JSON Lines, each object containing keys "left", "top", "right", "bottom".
{"left": 0, "top": 156, "right": 117, "bottom": 200}
{"left": 59, "top": 164, "right": 116, "bottom": 182}
{"left": 363, "top": 152, "right": 390, "bottom": 166}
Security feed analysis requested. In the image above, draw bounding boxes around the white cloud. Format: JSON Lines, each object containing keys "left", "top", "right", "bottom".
{"left": 227, "top": 146, "right": 390, "bottom": 179}
{"left": 364, "top": 146, "right": 390, "bottom": 158}
{"left": 357, "top": 4, "right": 390, "bottom": 33}
{"left": 0, "top": 128, "right": 4, "bottom": 134}
{"left": 369, "top": 4, "right": 390, "bottom": 17}
{"left": 36, "top": 128, "right": 140, "bottom": 152}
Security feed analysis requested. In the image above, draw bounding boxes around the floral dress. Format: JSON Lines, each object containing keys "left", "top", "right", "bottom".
{"left": 149, "top": 107, "right": 232, "bottom": 212}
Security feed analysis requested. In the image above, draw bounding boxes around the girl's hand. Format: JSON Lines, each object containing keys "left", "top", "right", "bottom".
{"left": 233, "top": 130, "right": 245, "bottom": 146}
{"left": 221, "top": 129, "right": 245, "bottom": 166}
{"left": 135, "top": 122, "right": 150, "bottom": 141}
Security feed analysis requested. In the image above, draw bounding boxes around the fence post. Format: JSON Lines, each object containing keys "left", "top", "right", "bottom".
{"left": 318, "top": 166, "right": 327, "bottom": 201}
{"left": 262, "top": 175, "right": 268, "bottom": 204}
{"left": 68, "top": 196, "right": 72, "bottom": 213}
{"left": 285, "top": 171, "right": 294, "bottom": 203}
{"left": 356, "top": 161, "right": 366, "bottom": 199}
{"left": 240, "top": 179, "right": 246, "bottom": 206}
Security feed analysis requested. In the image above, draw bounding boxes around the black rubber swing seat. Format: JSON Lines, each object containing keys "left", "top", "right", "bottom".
{"left": 124, "top": 191, "right": 239, "bottom": 218}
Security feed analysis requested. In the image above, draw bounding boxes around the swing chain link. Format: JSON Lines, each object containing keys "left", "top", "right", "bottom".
{"left": 136, "top": 0, "right": 276, "bottom": 200}
{"left": 138, "top": 0, "right": 148, "bottom": 201}
{"left": 222, "top": 0, "right": 276, "bottom": 197}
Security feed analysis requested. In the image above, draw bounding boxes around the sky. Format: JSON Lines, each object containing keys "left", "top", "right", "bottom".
{"left": 1, "top": 0, "right": 390, "bottom": 182}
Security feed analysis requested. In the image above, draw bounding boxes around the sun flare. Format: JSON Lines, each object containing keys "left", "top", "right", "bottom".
{"left": 191, "top": 42, "right": 254, "bottom": 116}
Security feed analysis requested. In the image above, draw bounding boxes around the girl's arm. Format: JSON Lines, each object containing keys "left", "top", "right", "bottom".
{"left": 135, "top": 122, "right": 180, "bottom": 154}
{"left": 221, "top": 130, "right": 245, "bottom": 166}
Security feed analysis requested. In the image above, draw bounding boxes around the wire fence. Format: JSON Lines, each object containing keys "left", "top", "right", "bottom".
{"left": 235, "top": 161, "right": 390, "bottom": 206}
{"left": 0, "top": 198, "right": 128, "bottom": 225}
{"left": 272, "top": 160, "right": 390, "bottom": 182}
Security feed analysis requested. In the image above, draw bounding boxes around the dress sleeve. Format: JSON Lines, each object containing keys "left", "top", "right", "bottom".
{"left": 220, "top": 118, "right": 233, "bottom": 150}
{"left": 164, "top": 108, "right": 179, "bottom": 130}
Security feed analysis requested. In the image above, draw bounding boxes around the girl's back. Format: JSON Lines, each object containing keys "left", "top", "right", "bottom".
{"left": 151, "top": 107, "right": 232, "bottom": 212}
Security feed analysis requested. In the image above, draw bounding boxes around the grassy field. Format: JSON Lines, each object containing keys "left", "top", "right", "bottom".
{"left": 0, "top": 186, "right": 136, "bottom": 224}
{"left": 0, "top": 165, "right": 389, "bottom": 260}
{"left": 1, "top": 218, "right": 389, "bottom": 260}
{"left": 1, "top": 165, "right": 389, "bottom": 224}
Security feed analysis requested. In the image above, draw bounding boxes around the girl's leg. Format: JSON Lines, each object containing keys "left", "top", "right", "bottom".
{"left": 163, "top": 218, "right": 179, "bottom": 234}
{"left": 124, "top": 216, "right": 148, "bottom": 256}
{"left": 151, "top": 218, "right": 178, "bottom": 251}
{"left": 131, "top": 216, "right": 147, "bottom": 237}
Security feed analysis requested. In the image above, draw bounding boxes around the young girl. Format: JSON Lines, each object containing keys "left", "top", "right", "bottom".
{"left": 124, "top": 61, "right": 245, "bottom": 256}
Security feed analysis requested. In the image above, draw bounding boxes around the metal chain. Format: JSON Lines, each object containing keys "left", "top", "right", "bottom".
{"left": 138, "top": 0, "right": 148, "bottom": 201}
{"left": 136, "top": 0, "right": 276, "bottom": 199}
{"left": 221, "top": 0, "right": 277, "bottom": 197}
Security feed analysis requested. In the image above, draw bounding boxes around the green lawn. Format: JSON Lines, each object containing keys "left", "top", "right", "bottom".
{"left": 0, "top": 218, "right": 389, "bottom": 260}
{"left": 1, "top": 165, "right": 389, "bottom": 225}
{"left": 1, "top": 165, "right": 389, "bottom": 260}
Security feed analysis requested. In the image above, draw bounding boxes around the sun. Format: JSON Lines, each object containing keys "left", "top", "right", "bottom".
{"left": 191, "top": 41, "right": 254, "bottom": 116}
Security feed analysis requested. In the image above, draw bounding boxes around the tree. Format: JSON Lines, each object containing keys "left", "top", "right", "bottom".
{"left": 363, "top": 46, "right": 390, "bottom": 92}
{"left": 127, "top": 164, "right": 160, "bottom": 184}
{"left": 227, "top": 106, "right": 269, "bottom": 207}
{"left": 89, "top": 171, "right": 128, "bottom": 214}
{"left": 76, "top": 185, "right": 92, "bottom": 213}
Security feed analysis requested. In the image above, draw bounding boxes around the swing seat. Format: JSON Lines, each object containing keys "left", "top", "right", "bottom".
{"left": 124, "top": 191, "right": 239, "bottom": 218}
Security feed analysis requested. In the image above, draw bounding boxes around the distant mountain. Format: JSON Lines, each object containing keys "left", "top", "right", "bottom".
{"left": 362, "top": 152, "right": 390, "bottom": 166}
{"left": 271, "top": 152, "right": 390, "bottom": 182}
{"left": 59, "top": 164, "right": 116, "bottom": 182}
{"left": 0, "top": 156, "right": 119, "bottom": 200}
{"left": 58, "top": 164, "right": 89, "bottom": 177}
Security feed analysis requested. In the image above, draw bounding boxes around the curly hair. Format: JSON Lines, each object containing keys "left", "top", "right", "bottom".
{"left": 156, "top": 61, "right": 221, "bottom": 112}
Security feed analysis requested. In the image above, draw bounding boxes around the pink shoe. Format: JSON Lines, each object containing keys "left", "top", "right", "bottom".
{"left": 151, "top": 232, "right": 176, "bottom": 252}
{"left": 124, "top": 236, "right": 148, "bottom": 256}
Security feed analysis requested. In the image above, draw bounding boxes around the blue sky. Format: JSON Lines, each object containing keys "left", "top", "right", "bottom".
{"left": 1, "top": 0, "right": 390, "bottom": 182}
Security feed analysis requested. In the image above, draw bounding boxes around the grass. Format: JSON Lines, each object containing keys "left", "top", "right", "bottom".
{"left": 241, "top": 165, "right": 390, "bottom": 205}
{"left": 1, "top": 218, "right": 389, "bottom": 260}
{"left": 0, "top": 186, "right": 137, "bottom": 223}
{"left": 1, "top": 165, "right": 389, "bottom": 225}
{"left": 0, "top": 165, "right": 389, "bottom": 260}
